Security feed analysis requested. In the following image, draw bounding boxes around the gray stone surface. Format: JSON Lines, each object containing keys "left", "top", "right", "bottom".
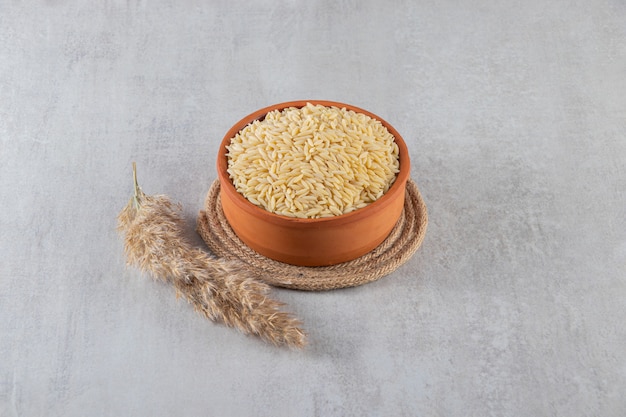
{"left": 1, "top": 1, "right": 625, "bottom": 416}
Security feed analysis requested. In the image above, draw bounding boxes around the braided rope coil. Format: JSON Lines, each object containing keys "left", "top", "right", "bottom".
{"left": 197, "top": 178, "right": 427, "bottom": 291}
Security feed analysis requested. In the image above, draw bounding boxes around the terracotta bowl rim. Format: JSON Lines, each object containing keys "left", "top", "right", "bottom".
{"left": 216, "top": 100, "right": 411, "bottom": 227}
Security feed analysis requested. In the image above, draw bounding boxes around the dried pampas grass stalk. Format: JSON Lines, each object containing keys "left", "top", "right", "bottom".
{"left": 117, "top": 163, "right": 306, "bottom": 348}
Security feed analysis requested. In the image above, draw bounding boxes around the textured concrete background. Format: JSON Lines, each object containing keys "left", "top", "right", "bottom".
{"left": 1, "top": 1, "right": 625, "bottom": 416}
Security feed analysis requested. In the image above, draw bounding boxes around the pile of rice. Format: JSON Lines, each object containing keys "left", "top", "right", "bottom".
{"left": 226, "top": 103, "right": 400, "bottom": 218}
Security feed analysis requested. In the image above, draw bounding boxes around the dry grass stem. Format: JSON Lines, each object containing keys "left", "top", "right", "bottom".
{"left": 117, "top": 163, "right": 306, "bottom": 348}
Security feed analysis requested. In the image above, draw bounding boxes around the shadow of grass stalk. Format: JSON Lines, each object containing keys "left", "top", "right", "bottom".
{"left": 117, "top": 163, "right": 306, "bottom": 348}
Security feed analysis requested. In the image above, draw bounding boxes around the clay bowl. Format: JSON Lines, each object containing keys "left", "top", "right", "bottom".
{"left": 216, "top": 100, "right": 410, "bottom": 267}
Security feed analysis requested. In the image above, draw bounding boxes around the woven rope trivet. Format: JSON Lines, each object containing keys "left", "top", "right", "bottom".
{"left": 197, "top": 178, "right": 427, "bottom": 291}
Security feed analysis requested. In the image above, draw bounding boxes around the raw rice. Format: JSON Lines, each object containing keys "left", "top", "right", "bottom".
{"left": 226, "top": 103, "right": 400, "bottom": 218}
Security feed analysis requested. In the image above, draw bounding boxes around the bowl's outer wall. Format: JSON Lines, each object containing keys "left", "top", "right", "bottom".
{"left": 219, "top": 179, "right": 407, "bottom": 266}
